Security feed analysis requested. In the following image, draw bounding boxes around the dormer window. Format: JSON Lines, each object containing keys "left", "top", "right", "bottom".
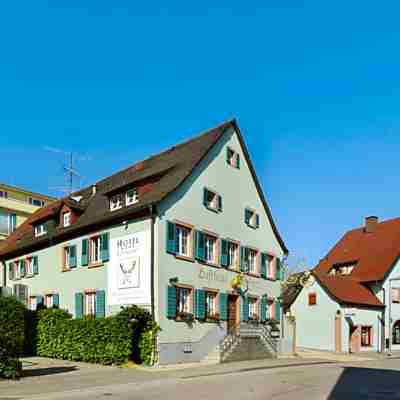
{"left": 329, "top": 262, "right": 357, "bottom": 276}
{"left": 110, "top": 194, "right": 123, "bottom": 211}
{"left": 126, "top": 188, "right": 139, "bottom": 206}
{"left": 63, "top": 212, "right": 71, "bottom": 227}
{"left": 34, "top": 223, "right": 47, "bottom": 237}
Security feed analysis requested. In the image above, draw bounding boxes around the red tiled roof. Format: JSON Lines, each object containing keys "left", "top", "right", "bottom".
{"left": 310, "top": 217, "right": 400, "bottom": 308}
{"left": 315, "top": 217, "right": 400, "bottom": 282}
{"left": 313, "top": 271, "right": 384, "bottom": 308}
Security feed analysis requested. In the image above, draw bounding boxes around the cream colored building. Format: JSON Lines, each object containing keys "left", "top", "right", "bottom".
{"left": 0, "top": 183, "right": 56, "bottom": 243}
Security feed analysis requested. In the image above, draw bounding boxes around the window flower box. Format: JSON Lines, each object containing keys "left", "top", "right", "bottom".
{"left": 176, "top": 312, "right": 194, "bottom": 322}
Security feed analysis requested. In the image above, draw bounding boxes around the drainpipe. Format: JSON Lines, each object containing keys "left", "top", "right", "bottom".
{"left": 1, "top": 261, "right": 5, "bottom": 293}
{"left": 149, "top": 204, "right": 156, "bottom": 320}
{"left": 381, "top": 286, "right": 386, "bottom": 353}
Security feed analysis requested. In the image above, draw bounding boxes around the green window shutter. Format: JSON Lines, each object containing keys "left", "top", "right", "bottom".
{"left": 166, "top": 222, "right": 176, "bottom": 254}
{"left": 260, "top": 296, "right": 267, "bottom": 322}
{"left": 20, "top": 260, "right": 26, "bottom": 278}
{"left": 241, "top": 296, "right": 249, "bottom": 322}
{"left": 100, "top": 233, "right": 110, "bottom": 262}
{"left": 8, "top": 263, "right": 13, "bottom": 281}
{"left": 69, "top": 246, "right": 77, "bottom": 268}
{"left": 36, "top": 295, "right": 44, "bottom": 307}
{"left": 96, "top": 290, "right": 106, "bottom": 318}
{"left": 226, "top": 148, "right": 231, "bottom": 164}
{"left": 33, "top": 256, "right": 39, "bottom": 275}
{"left": 195, "top": 289, "right": 206, "bottom": 320}
{"left": 240, "top": 247, "right": 248, "bottom": 272}
{"left": 81, "top": 239, "right": 89, "bottom": 266}
{"left": 277, "top": 259, "right": 284, "bottom": 281}
{"left": 166, "top": 286, "right": 177, "bottom": 319}
{"left": 244, "top": 209, "right": 251, "bottom": 225}
{"left": 219, "top": 293, "right": 228, "bottom": 321}
{"left": 195, "top": 230, "right": 205, "bottom": 261}
{"left": 236, "top": 154, "right": 240, "bottom": 169}
{"left": 260, "top": 253, "right": 267, "bottom": 279}
{"left": 75, "top": 292, "right": 84, "bottom": 319}
{"left": 217, "top": 195, "right": 223, "bottom": 212}
{"left": 275, "top": 301, "right": 281, "bottom": 323}
{"left": 203, "top": 188, "right": 209, "bottom": 207}
{"left": 255, "top": 214, "right": 260, "bottom": 228}
{"left": 220, "top": 239, "right": 228, "bottom": 267}
{"left": 53, "top": 293, "right": 60, "bottom": 307}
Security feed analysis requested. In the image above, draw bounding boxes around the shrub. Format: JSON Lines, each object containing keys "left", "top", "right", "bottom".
{"left": 0, "top": 296, "right": 25, "bottom": 379}
{"left": 36, "top": 308, "right": 133, "bottom": 365}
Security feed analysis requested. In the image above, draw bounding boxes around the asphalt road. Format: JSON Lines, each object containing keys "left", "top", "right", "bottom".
{"left": 4, "top": 358, "right": 400, "bottom": 400}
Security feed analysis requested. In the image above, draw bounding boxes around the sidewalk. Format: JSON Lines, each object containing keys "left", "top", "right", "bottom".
{"left": 0, "top": 356, "right": 333, "bottom": 398}
{"left": 296, "top": 348, "right": 400, "bottom": 362}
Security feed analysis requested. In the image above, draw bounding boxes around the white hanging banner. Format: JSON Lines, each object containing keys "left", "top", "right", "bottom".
{"left": 108, "top": 230, "right": 151, "bottom": 306}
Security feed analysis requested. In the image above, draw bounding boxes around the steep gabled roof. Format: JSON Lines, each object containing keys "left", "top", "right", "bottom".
{"left": 314, "top": 217, "right": 400, "bottom": 283}
{"left": 0, "top": 119, "right": 287, "bottom": 259}
{"left": 313, "top": 271, "right": 384, "bottom": 308}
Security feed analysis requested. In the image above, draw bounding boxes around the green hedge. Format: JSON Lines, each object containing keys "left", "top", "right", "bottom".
{"left": 36, "top": 308, "right": 133, "bottom": 365}
{"left": 0, "top": 296, "right": 25, "bottom": 379}
{"left": 36, "top": 306, "right": 159, "bottom": 365}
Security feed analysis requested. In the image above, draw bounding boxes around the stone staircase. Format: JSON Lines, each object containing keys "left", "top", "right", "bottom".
{"left": 202, "top": 322, "right": 280, "bottom": 363}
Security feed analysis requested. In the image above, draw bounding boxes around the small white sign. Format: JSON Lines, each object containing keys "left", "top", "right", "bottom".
{"left": 108, "top": 230, "right": 151, "bottom": 306}
{"left": 344, "top": 308, "right": 356, "bottom": 317}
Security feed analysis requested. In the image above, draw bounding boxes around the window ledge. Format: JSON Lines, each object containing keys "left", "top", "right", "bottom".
{"left": 88, "top": 262, "right": 104, "bottom": 269}
{"left": 247, "top": 272, "right": 260, "bottom": 278}
{"left": 175, "top": 254, "right": 195, "bottom": 263}
{"left": 205, "top": 205, "right": 220, "bottom": 214}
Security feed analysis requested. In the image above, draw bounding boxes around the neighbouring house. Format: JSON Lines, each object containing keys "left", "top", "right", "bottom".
{"left": 0, "top": 119, "right": 288, "bottom": 365}
{"left": 285, "top": 216, "right": 400, "bottom": 354}
{"left": 0, "top": 183, "right": 55, "bottom": 246}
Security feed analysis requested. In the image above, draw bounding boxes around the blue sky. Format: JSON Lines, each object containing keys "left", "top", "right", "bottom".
{"left": 1, "top": 1, "right": 400, "bottom": 268}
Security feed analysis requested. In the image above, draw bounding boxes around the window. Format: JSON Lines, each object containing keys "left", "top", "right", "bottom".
{"left": 393, "top": 288, "right": 400, "bottom": 303}
{"left": 29, "top": 197, "right": 45, "bottom": 207}
{"left": 34, "top": 223, "right": 47, "bottom": 237}
{"left": 203, "top": 188, "right": 222, "bottom": 212}
{"left": 227, "top": 148, "right": 240, "bottom": 169}
{"left": 330, "top": 262, "right": 357, "bottom": 276}
{"left": 204, "top": 234, "right": 217, "bottom": 264}
{"left": 227, "top": 241, "right": 239, "bottom": 269}
{"left": 85, "top": 292, "right": 96, "bottom": 316}
{"left": 393, "top": 321, "right": 400, "bottom": 345}
{"left": 205, "top": 291, "right": 218, "bottom": 319}
{"left": 242, "top": 247, "right": 258, "bottom": 274}
{"left": 110, "top": 194, "right": 123, "bottom": 211}
{"left": 45, "top": 294, "right": 54, "bottom": 308}
{"left": 267, "top": 255, "right": 275, "bottom": 279}
{"left": 90, "top": 236, "right": 102, "bottom": 264}
{"left": 176, "top": 225, "right": 191, "bottom": 257}
{"left": 0, "top": 190, "right": 8, "bottom": 198}
{"left": 13, "top": 262, "right": 20, "bottom": 280}
{"left": 29, "top": 296, "right": 37, "bottom": 311}
{"left": 176, "top": 286, "right": 192, "bottom": 316}
{"left": 126, "top": 188, "right": 139, "bottom": 206}
{"left": 245, "top": 208, "right": 259, "bottom": 228}
{"left": 361, "top": 326, "right": 372, "bottom": 347}
{"left": 248, "top": 297, "right": 259, "bottom": 320}
{"left": 63, "top": 246, "right": 77, "bottom": 269}
{"left": 308, "top": 293, "right": 317, "bottom": 306}
{"left": 26, "top": 258, "right": 34, "bottom": 276}
{"left": 0, "top": 212, "right": 16, "bottom": 235}
{"left": 63, "top": 212, "right": 71, "bottom": 227}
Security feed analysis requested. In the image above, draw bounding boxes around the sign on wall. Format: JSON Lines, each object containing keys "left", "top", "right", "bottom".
{"left": 108, "top": 230, "right": 151, "bottom": 306}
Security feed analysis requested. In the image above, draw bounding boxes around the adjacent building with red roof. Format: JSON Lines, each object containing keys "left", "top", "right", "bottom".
{"left": 286, "top": 216, "right": 400, "bottom": 353}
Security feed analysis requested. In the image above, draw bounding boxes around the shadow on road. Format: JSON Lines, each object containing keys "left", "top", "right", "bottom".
{"left": 23, "top": 366, "right": 78, "bottom": 377}
{"left": 328, "top": 366, "right": 400, "bottom": 399}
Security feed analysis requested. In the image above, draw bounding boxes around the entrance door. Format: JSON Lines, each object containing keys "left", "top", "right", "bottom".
{"left": 227, "top": 295, "right": 239, "bottom": 333}
{"left": 349, "top": 325, "right": 361, "bottom": 353}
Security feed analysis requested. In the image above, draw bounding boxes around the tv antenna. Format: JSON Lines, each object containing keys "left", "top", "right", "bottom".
{"left": 44, "top": 146, "right": 91, "bottom": 195}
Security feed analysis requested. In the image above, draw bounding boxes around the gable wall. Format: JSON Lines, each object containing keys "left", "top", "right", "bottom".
{"left": 155, "top": 127, "right": 285, "bottom": 363}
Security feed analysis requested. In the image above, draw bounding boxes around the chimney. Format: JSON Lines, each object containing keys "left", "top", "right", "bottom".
{"left": 365, "top": 216, "right": 378, "bottom": 233}
{"left": 92, "top": 185, "right": 97, "bottom": 196}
